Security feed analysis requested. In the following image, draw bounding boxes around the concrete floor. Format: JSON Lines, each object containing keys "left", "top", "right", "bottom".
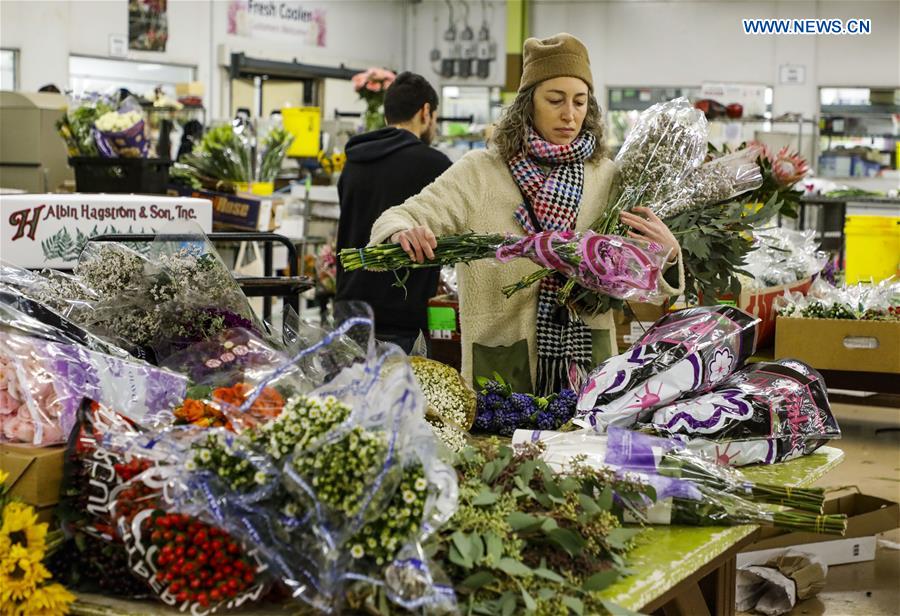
{"left": 746, "top": 402, "right": 900, "bottom": 616}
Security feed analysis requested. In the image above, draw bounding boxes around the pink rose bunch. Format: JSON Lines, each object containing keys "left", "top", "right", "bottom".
{"left": 351, "top": 67, "right": 396, "bottom": 96}
{"left": 0, "top": 337, "right": 65, "bottom": 445}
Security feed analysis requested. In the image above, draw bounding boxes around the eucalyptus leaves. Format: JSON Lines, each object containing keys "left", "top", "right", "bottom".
{"left": 426, "top": 440, "right": 650, "bottom": 616}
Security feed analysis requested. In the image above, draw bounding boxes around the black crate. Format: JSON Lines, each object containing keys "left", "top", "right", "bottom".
{"left": 69, "top": 157, "right": 172, "bottom": 195}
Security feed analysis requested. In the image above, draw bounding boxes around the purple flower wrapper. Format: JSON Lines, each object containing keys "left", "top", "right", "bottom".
{"left": 649, "top": 359, "right": 840, "bottom": 465}
{"left": 576, "top": 306, "right": 760, "bottom": 431}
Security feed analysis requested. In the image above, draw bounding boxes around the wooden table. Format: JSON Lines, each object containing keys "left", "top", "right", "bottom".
{"left": 71, "top": 448, "right": 844, "bottom": 616}
{"left": 598, "top": 446, "right": 845, "bottom": 616}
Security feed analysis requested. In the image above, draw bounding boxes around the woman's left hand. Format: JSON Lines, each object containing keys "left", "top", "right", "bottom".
{"left": 620, "top": 206, "right": 680, "bottom": 264}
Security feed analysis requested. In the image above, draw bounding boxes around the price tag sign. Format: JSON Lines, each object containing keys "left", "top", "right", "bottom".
{"left": 779, "top": 64, "right": 806, "bottom": 85}
{"left": 109, "top": 34, "right": 127, "bottom": 58}
{"left": 428, "top": 306, "right": 457, "bottom": 333}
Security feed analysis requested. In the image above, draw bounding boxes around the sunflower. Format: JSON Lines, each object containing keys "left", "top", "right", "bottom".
{"left": 0, "top": 501, "right": 47, "bottom": 561}
{"left": 0, "top": 468, "right": 9, "bottom": 486}
{"left": 13, "top": 582, "right": 75, "bottom": 616}
{"left": 0, "top": 544, "right": 51, "bottom": 603}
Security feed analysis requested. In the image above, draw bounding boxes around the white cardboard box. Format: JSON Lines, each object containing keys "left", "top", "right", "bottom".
{"left": 0, "top": 193, "right": 213, "bottom": 269}
{"left": 737, "top": 536, "right": 877, "bottom": 568}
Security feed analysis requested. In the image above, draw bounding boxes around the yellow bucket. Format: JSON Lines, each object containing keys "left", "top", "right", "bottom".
{"left": 235, "top": 181, "right": 275, "bottom": 197}
{"left": 844, "top": 215, "right": 900, "bottom": 283}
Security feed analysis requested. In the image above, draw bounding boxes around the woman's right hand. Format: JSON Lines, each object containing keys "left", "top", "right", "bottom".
{"left": 391, "top": 226, "right": 437, "bottom": 264}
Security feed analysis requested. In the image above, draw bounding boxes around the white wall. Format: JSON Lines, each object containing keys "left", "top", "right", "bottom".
{"left": 0, "top": 0, "right": 407, "bottom": 119}
{"left": 524, "top": 0, "right": 900, "bottom": 118}
{"left": 404, "top": 0, "right": 507, "bottom": 88}
{"left": 3, "top": 0, "right": 897, "bottom": 121}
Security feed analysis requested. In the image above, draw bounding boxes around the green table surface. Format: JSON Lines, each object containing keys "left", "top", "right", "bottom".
{"left": 72, "top": 447, "right": 845, "bottom": 615}
{"left": 598, "top": 445, "right": 845, "bottom": 611}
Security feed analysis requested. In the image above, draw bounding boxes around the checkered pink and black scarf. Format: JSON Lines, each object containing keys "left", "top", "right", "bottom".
{"left": 508, "top": 128, "right": 597, "bottom": 396}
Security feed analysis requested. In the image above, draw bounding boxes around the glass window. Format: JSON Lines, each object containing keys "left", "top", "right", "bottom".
{"left": 1, "top": 49, "right": 17, "bottom": 90}
{"left": 68, "top": 55, "right": 195, "bottom": 98}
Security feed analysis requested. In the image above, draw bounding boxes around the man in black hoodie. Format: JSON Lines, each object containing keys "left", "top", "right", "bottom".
{"left": 336, "top": 72, "right": 452, "bottom": 353}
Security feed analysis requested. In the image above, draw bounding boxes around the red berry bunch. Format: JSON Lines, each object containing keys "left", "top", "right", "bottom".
{"left": 114, "top": 481, "right": 159, "bottom": 525}
{"left": 148, "top": 513, "right": 260, "bottom": 609}
{"left": 113, "top": 457, "right": 151, "bottom": 482}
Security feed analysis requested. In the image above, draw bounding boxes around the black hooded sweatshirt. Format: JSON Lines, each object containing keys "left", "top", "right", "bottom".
{"left": 336, "top": 127, "right": 452, "bottom": 334}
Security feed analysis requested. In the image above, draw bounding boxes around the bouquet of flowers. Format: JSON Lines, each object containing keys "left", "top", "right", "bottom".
{"left": 316, "top": 244, "right": 338, "bottom": 295}
{"left": 53, "top": 400, "right": 165, "bottom": 598}
{"left": 56, "top": 95, "right": 115, "bottom": 157}
{"left": 0, "top": 330, "right": 187, "bottom": 445}
{"left": 71, "top": 229, "right": 265, "bottom": 359}
{"left": 648, "top": 359, "right": 841, "bottom": 466}
{"left": 0, "top": 469, "right": 74, "bottom": 616}
{"left": 741, "top": 227, "right": 827, "bottom": 291}
{"left": 91, "top": 97, "right": 150, "bottom": 158}
{"left": 352, "top": 67, "right": 396, "bottom": 131}
{"left": 104, "top": 315, "right": 459, "bottom": 613}
{"left": 407, "top": 356, "right": 476, "bottom": 452}
{"left": 341, "top": 231, "right": 675, "bottom": 304}
{"left": 776, "top": 277, "right": 900, "bottom": 321}
{"left": 514, "top": 428, "right": 846, "bottom": 533}
{"left": 412, "top": 438, "right": 652, "bottom": 616}
{"left": 0, "top": 275, "right": 136, "bottom": 358}
{"left": 576, "top": 306, "right": 760, "bottom": 430}
{"left": 473, "top": 374, "right": 577, "bottom": 436}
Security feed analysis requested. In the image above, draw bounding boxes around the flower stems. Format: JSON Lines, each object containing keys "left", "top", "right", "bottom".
{"left": 339, "top": 233, "right": 506, "bottom": 272}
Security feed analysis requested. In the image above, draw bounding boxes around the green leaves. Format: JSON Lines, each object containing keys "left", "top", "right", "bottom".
{"left": 460, "top": 571, "right": 496, "bottom": 591}
{"left": 607, "top": 528, "right": 642, "bottom": 550}
{"left": 582, "top": 569, "right": 620, "bottom": 592}
{"left": 547, "top": 527, "right": 586, "bottom": 557}
{"left": 473, "top": 488, "right": 499, "bottom": 506}
{"left": 507, "top": 512, "right": 541, "bottom": 531}
{"left": 496, "top": 558, "right": 532, "bottom": 577}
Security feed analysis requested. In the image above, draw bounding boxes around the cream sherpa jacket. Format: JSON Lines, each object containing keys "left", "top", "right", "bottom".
{"left": 370, "top": 147, "right": 685, "bottom": 389}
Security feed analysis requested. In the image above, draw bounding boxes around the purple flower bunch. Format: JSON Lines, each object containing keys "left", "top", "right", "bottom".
{"left": 473, "top": 374, "right": 577, "bottom": 436}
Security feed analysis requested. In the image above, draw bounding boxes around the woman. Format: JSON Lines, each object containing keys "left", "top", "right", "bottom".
{"left": 370, "top": 33, "right": 684, "bottom": 395}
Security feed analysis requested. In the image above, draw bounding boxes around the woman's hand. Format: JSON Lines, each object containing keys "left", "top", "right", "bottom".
{"left": 391, "top": 226, "right": 437, "bottom": 264}
{"left": 620, "top": 207, "right": 680, "bottom": 264}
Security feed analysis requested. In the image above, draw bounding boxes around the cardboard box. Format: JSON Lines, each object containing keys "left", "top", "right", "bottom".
{"left": 739, "top": 536, "right": 876, "bottom": 568}
{"left": 775, "top": 316, "right": 900, "bottom": 374}
{"left": 614, "top": 302, "right": 668, "bottom": 352}
{"left": 168, "top": 186, "right": 282, "bottom": 231}
{"left": 739, "top": 277, "right": 813, "bottom": 348}
{"left": 0, "top": 444, "right": 65, "bottom": 522}
{"left": 0, "top": 193, "right": 213, "bottom": 269}
{"left": 739, "top": 493, "right": 900, "bottom": 566}
{"left": 175, "top": 81, "right": 205, "bottom": 97}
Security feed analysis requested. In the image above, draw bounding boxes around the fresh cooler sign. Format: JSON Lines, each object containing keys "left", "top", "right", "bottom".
{"left": 1, "top": 194, "right": 213, "bottom": 269}
{"left": 227, "top": 0, "right": 326, "bottom": 46}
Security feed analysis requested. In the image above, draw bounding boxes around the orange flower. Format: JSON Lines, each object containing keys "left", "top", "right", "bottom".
{"left": 175, "top": 399, "right": 207, "bottom": 423}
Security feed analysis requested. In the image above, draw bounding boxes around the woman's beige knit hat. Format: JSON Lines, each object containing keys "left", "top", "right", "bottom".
{"left": 518, "top": 33, "right": 593, "bottom": 92}
{"left": 519, "top": 32, "right": 594, "bottom": 92}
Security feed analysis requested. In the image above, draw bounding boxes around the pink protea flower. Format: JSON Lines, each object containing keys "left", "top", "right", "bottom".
{"left": 771, "top": 146, "right": 809, "bottom": 187}
{"left": 747, "top": 140, "right": 771, "bottom": 162}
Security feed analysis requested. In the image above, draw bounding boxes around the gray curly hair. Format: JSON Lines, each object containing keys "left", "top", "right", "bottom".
{"left": 491, "top": 85, "right": 607, "bottom": 162}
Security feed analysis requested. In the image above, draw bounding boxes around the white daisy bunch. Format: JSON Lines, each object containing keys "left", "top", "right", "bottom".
{"left": 250, "top": 394, "right": 350, "bottom": 461}
{"left": 346, "top": 464, "right": 429, "bottom": 566}
{"left": 190, "top": 431, "right": 274, "bottom": 492}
